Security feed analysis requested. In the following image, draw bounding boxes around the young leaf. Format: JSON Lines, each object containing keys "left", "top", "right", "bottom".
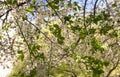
{"left": 25, "top": 7, "right": 33, "bottom": 12}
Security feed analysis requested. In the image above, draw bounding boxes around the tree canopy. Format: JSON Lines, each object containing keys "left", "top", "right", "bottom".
{"left": 0, "top": 0, "right": 120, "bottom": 77}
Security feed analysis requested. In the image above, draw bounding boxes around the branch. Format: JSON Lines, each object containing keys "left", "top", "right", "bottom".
{"left": 71, "top": 37, "right": 81, "bottom": 54}
{"left": 83, "top": 0, "right": 88, "bottom": 28}
{"left": 45, "top": 0, "right": 63, "bottom": 23}
{"left": 15, "top": 18, "right": 35, "bottom": 58}
{"left": 26, "top": 20, "right": 53, "bottom": 43}
{"left": 0, "top": 8, "right": 12, "bottom": 18}
{"left": 0, "top": 1, "right": 28, "bottom": 24}
{"left": 26, "top": 20, "right": 64, "bottom": 50}
{"left": 105, "top": 59, "right": 120, "bottom": 77}
{"left": 93, "top": 0, "right": 99, "bottom": 17}
{"left": 2, "top": 8, "right": 12, "bottom": 24}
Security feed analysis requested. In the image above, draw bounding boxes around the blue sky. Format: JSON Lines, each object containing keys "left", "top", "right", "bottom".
{"left": 28, "top": 0, "right": 106, "bottom": 20}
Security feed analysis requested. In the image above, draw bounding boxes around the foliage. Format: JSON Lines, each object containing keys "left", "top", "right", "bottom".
{"left": 0, "top": 0, "right": 120, "bottom": 77}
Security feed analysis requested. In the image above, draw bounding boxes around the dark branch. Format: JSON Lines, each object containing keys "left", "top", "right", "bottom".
{"left": 83, "top": 0, "right": 88, "bottom": 28}
{"left": 93, "top": 0, "right": 99, "bottom": 17}
{"left": 105, "top": 59, "right": 120, "bottom": 77}
{"left": 0, "top": 1, "right": 28, "bottom": 24}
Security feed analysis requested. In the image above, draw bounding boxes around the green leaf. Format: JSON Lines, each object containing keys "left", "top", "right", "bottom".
{"left": 49, "top": 1, "right": 59, "bottom": 10}
{"left": 100, "top": 25, "right": 113, "bottom": 35}
{"left": 28, "top": 0, "right": 31, "bottom": 2}
{"left": 54, "top": 0, "right": 60, "bottom": 4}
{"left": 103, "top": 61, "right": 109, "bottom": 66}
{"left": 63, "top": 47, "right": 69, "bottom": 52}
{"left": 6, "top": 0, "right": 17, "bottom": 5}
{"left": 6, "top": 0, "right": 12, "bottom": 4}
{"left": 64, "top": 15, "right": 71, "bottom": 23}
{"left": 70, "top": 25, "right": 81, "bottom": 33}
{"left": 93, "top": 69, "right": 104, "bottom": 77}
{"left": 17, "top": 50, "right": 23, "bottom": 54}
{"left": 30, "top": 67, "right": 37, "bottom": 77}
{"left": 49, "top": 24, "right": 64, "bottom": 45}
{"left": 12, "top": 0, "right": 17, "bottom": 5}
{"left": 91, "top": 38, "right": 104, "bottom": 53}
{"left": 74, "top": 2, "right": 78, "bottom": 6}
{"left": 57, "top": 65, "right": 69, "bottom": 72}
{"left": 36, "top": 53, "right": 46, "bottom": 60}
{"left": 112, "top": 2, "right": 117, "bottom": 7}
{"left": 79, "top": 28, "right": 88, "bottom": 39}
{"left": 17, "top": 50, "right": 24, "bottom": 61}
{"left": 57, "top": 36, "right": 65, "bottom": 45}
{"left": 18, "top": 54, "right": 24, "bottom": 61}
{"left": 89, "top": 28, "right": 96, "bottom": 34}
{"left": 25, "top": 7, "right": 33, "bottom": 12}
{"left": 25, "top": 6, "right": 34, "bottom": 15}
{"left": 22, "top": 15, "right": 27, "bottom": 21}
{"left": 0, "top": 35, "right": 2, "bottom": 40}
{"left": 73, "top": 2, "right": 81, "bottom": 10}
{"left": 82, "top": 56, "right": 105, "bottom": 77}
{"left": 109, "top": 30, "right": 119, "bottom": 38}
{"left": 93, "top": 11, "right": 110, "bottom": 24}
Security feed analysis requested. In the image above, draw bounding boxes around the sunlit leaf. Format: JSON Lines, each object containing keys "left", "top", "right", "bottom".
{"left": 79, "top": 28, "right": 88, "bottom": 39}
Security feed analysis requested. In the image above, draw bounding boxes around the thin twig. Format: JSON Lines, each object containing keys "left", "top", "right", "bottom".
{"left": 26, "top": 20, "right": 64, "bottom": 50}
{"left": 83, "top": 0, "right": 88, "bottom": 28}
{"left": 105, "top": 59, "right": 120, "bottom": 77}
{"left": 15, "top": 18, "right": 35, "bottom": 58}
{"left": 45, "top": 0, "right": 63, "bottom": 23}
{"left": 93, "top": 0, "right": 99, "bottom": 17}
{"left": 26, "top": 20, "right": 53, "bottom": 43}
